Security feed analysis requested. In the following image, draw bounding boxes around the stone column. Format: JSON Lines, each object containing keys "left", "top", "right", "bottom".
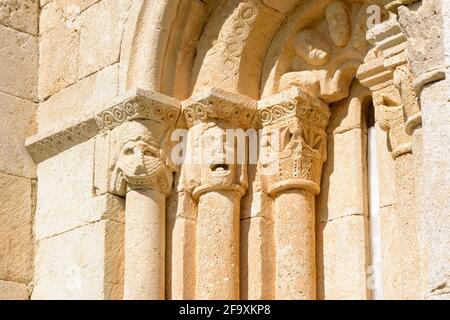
{"left": 257, "top": 88, "right": 330, "bottom": 300}
{"left": 109, "top": 95, "right": 179, "bottom": 300}
{"left": 396, "top": 1, "right": 449, "bottom": 299}
{"left": 360, "top": 19, "right": 424, "bottom": 298}
{"left": 181, "top": 88, "right": 257, "bottom": 300}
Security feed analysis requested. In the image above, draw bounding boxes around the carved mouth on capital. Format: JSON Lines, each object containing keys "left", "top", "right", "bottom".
{"left": 210, "top": 164, "right": 231, "bottom": 176}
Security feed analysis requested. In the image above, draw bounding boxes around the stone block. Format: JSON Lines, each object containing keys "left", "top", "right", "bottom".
{"left": 0, "top": 0, "right": 39, "bottom": 35}
{"left": 0, "top": 280, "right": 30, "bottom": 300}
{"left": 78, "top": 0, "right": 131, "bottom": 78}
{"left": 317, "top": 215, "right": 370, "bottom": 300}
{"left": 0, "top": 92, "right": 36, "bottom": 178}
{"left": 39, "top": 0, "right": 100, "bottom": 34}
{"left": 0, "top": 24, "right": 38, "bottom": 100}
{"left": 38, "top": 21, "right": 79, "bottom": 100}
{"left": 35, "top": 139, "right": 124, "bottom": 240}
{"left": 32, "top": 220, "right": 124, "bottom": 300}
{"left": 318, "top": 129, "right": 368, "bottom": 223}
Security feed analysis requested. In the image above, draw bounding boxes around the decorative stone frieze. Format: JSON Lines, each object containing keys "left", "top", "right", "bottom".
{"left": 365, "top": 17, "right": 422, "bottom": 136}
{"left": 257, "top": 87, "right": 330, "bottom": 196}
{"left": 25, "top": 89, "right": 181, "bottom": 164}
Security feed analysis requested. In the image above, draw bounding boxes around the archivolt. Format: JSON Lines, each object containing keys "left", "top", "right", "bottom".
{"left": 120, "top": 0, "right": 386, "bottom": 101}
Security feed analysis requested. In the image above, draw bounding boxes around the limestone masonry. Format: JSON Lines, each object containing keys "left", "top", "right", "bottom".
{"left": 0, "top": 0, "right": 449, "bottom": 300}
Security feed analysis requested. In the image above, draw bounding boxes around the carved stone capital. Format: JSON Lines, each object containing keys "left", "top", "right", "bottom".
{"left": 376, "top": 105, "right": 412, "bottom": 159}
{"left": 182, "top": 87, "right": 257, "bottom": 129}
{"left": 393, "top": 64, "right": 422, "bottom": 134}
{"left": 278, "top": 1, "right": 371, "bottom": 103}
{"left": 110, "top": 121, "right": 174, "bottom": 196}
{"left": 257, "top": 88, "right": 330, "bottom": 196}
{"left": 180, "top": 89, "right": 257, "bottom": 199}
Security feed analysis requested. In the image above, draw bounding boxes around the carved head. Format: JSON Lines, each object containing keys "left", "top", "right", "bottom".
{"left": 326, "top": 1, "right": 351, "bottom": 47}
{"left": 295, "top": 30, "right": 331, "bottom": 66}
{"left": 111, "top": 121, "right": 173, "bottom": 196}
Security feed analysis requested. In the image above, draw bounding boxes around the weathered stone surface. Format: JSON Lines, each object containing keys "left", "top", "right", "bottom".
{"left": 39, "top": 0, "right": 100, "bottom": 34}
{"left": 0, "top": 0, "right": 39, "bottom": 35}
{"left": 37, "top": 63, "right": 118, "bottom": 132}
{"left": 317, "top": 215, "right": 370, "bottom": 300}
{"left": 0, "top": 173, "right": 34, "bottom": 284}
{"left": 78, "top": 0, "right": 130, "bottom": 78}
{"left": 0, "top": 280, "right": 30, "bottom": 300}
{"left": 38, "top": 21, "right": 79, "bottom": 99}
{"left": 0, "top": 24, "right": 38, "bottom": 100}
{"left": 32, "top": 220, "right": 124, "bottom": 300}
{"left": 35, "top": 139, "right": 124, "bottom": 240}
{"left": 420, "top": 80, "right": 450, "bottom": 298}
{"left": 0, "top": 92, "right": 36, "bottom": 178}
{"left": 318, "top": 129, "right": 368, "bottom": 223}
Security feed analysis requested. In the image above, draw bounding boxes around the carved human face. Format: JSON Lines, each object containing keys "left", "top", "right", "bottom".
{"left": 295, "top": 30, "right": 331, "bottom": 66}
{"left": 325, "top": 1, "right": 351, "bottom": 47}
{"left": 115, "top": 137, "right": 171, "bottom": 190}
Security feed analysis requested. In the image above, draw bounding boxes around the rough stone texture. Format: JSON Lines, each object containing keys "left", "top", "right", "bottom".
{"left": 274, "top": 190, "right": 316, "bottom": 300}
{"left": 39, "top": 0, "right": 100, "bottom": 35}
{"left": 0, "top": 173, "right": 34, "bottom": 284}
{"left": 195, "top": 191, "right": 240, "bottom": 300}
{"left": 0, "top": 92, "right": 36, "bottom": 178}
{"left": 0, "top": 0, "right": 39, "bottom": 35}
{"left": 35, "top": 139, "right": 124, "bottom": 240}
{"left": 37, "top": 63, "right": 118, "bottom": 131}
{"left": 32, "top": 220, "right": 124, "bottom": 300}
{"left": 38, "top": 21, "right": 80, "bottom": 100}
{"left": 0, "top": 280, "right": 30, "bottom": 300}
{"left": 0, "top": 24, "right": 38, "bottom": 101}
{"left": 78, "top": 0, "right": 130, "bottom": 78}
{"left": 317, "top": 215, "right": 370, "bottom": 300}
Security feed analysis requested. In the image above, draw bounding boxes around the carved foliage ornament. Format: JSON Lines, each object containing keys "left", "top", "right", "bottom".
{"left": 257, "top": 90, "right": 330, "bottom": 196}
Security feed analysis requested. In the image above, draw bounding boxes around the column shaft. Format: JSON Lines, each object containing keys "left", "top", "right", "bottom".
{"left": 195, "top": 190, "right": 241, "bottom": 300}
{"left": 124, "top": 189, "right": 165, "bottom": 300}
{"left": 274, "top": 189, "right": 316, "bottom": 300}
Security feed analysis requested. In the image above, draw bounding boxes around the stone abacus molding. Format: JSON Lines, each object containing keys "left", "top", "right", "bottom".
{"left": 25, "top": 89, "right": 181, "bottom": 164}
{"left": 182, "top": 87, "right": 257, "bottom": 129}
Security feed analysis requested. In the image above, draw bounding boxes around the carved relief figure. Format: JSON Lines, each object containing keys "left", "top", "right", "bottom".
{"left": 279, "top": 1, "right": 370, "bottom": 103}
